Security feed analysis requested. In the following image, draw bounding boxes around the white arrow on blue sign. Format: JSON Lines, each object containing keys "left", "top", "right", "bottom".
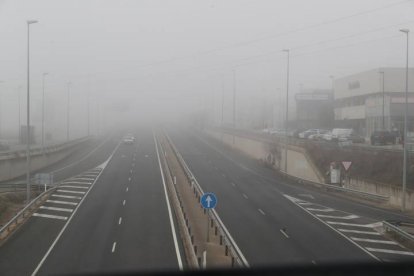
{"left": 200, "top": 192, "right": 217, "bottom": 209}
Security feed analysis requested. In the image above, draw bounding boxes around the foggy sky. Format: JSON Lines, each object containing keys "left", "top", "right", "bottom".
{"left": 0, "top": 0, "right": 413, "bottom": 140}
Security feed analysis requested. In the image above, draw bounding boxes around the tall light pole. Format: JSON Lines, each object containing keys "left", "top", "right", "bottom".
{"left": 18, "top": 86, "right": 22, "bottom": 142}
{"left": 26, "top": 19, "right": 38, "bottom": 204}
{"left": 0, "top": 81, "right": 4, "bottom": 140}
{"left": 42, "top": 72, "right": 48, "bottom": 151}
{"left": 283, "top": 49, "right": 290, "bottom": 173}
{"left": 379, "top": 71, "right": 385, "bottom": 130}
{"left": 221, "top": 76, "right": 224, "bottom": 126}
{"left": 400, "top": 28, "right": 409, "bottom": 211}
{"left": 66, "top": 81, "right": 71, "bottom": 141}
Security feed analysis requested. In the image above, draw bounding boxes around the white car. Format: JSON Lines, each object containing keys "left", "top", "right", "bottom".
{"left": 323, "top": 128, "right": 353, "bottom": 141}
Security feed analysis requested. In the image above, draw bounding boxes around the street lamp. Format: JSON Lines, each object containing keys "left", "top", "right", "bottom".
{"left": 26, "top": 19, "right": 38, "bottom": 204}
{"left": 67, "top": 81, "right": 71, "bottom": 141}
{"left": 0, "top": 81, "right": 4, "bottom": 139}
{"left": 400, "top": 28, "right": 409, "bottom": 211}
{"left": 283, "top": 49, "right": 290, "bottom": 173}
{"left": 42, "top": 72, "right": 48, "bottom": 152}
{"left": 378, "top": 71, "right": 385, "bottom": 130}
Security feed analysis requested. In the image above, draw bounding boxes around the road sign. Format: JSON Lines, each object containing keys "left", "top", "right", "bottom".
{"left": 34, "top": 173, "right": 53, "bottom": 185}
{"left": 200, "top": 192, "right": 217, "bottom": 209}
{"left": 342, "top": 161, "right": 352, "bottom": 171}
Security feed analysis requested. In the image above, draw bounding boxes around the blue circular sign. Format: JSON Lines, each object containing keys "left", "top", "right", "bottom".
{"left": 200, "top": 192, "right": 217, "bottom": 209}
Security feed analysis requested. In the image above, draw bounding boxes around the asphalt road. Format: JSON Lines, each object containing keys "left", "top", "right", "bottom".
{"left": 0, "top": 128, "right": 182, "bottom": 275}
{"left": 166, "top": 126, "right": 414, "bottom": 267}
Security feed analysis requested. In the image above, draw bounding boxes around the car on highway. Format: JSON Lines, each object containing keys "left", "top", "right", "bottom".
{"left": 370, "top": 130, "right": 396, "bottom": 145}
{"left": 308, "top": 129, "right": 330, "bottom": 140}
{"left": 298, "top": 129, "right": 319, "bottom": 139}
{"left": 322, "top": 128, "right": 353, "bottom": 142}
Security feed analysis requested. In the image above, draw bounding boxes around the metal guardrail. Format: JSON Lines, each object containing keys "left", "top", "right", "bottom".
{"left": 0, "top": 137, "right": 91, "bottom": 161}
{"left": 0, "top": 185, "right": 58, "bottom": 239}
{"left": 164, "top": 132, "right": 250, "bottom": 268}
{"left": 383, "top": 221, "right": 414, "bottom": 243}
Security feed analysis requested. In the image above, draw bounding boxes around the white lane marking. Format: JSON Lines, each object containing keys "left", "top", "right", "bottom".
{"left": 222, "top": 173, "right": 226, "bottom": 177}
{"left": 46, "top": 200, "right": 77, "bottom": 206}
{"left": 298, "top": 194, "right": 314, "bottom": 200}
{"left": 297, "top": 202, "right": 314, "bottom": 206}
{"left": 118, "top": 217, "right": 122, "bottom": 225}
{"left": 33, "top": 213, "right": 68, "bottom": 220}
{"left": 52, "top": 194, "right": 82, "bottom": 200}
{"left": 71, "top": 177, "right": 95, "bottom": 181}
{"left": 242, "top": 193, "right": 248, "bottom": 199}
{"left": 61, "top": 181, "right": 91, "bottom": 185}
{"left": 132, "top": 163, "right": 135, "bottom": 167}
{"left": 327, "top": 221, "right": 382, "bottom": 228}
{"left": 153, "top": 132, "right": 183, "bottom": 270}
{"left": 316, "top": 214, "right": 359, "bottom": 220}
{"left": 338, "top": 229, "right": 381, "bottom": 235}
{"left": 351, "top": 237, "right": 399, "bottom": 245}
{"left": 40, "top": 206, "right": 73, "bottom": 213}
{"left": 280, "top": 229, "right": 289, "bottom": 238}
{"left": 59, "top": 185, "right": 89, "bottom": 189}
{"left": 112, "top": 242, "right": 117, "bottom": 253}
{"left": 57, "top": 190, "right": 85, "bottom": 195}
{"left": 31, "top": 140, "right": 121, "bottom": 276}
{"left": 145, "top": 154, "right": 148, "bottom": 158}
{"left": 366, "top": 247, "right": 414, "bottom": 256}
{"left": 130, "top": 169, "right": 133, "bottom": 174}
{"left": 311, "top": 260, "right": 317, "bottom": 265}
{"left": 126, "top": 187, "right": 129, "bottom": 192}
{"left": 258, "top": 209, "right": 265, "bottom": 215}
{"left": 283, "top": 194, "right": 380, "bottom": 261}
{"left": 123, "top": 199, "right": 126, "bottom": 206}
{"left": 231, "top": 182, "right": 236, "bottom": 187}
{"left": 128, "top": 177, "right": 131, "bottom": 182}
{"left": 306, "top": 208, "right": 335, "bottom": 212}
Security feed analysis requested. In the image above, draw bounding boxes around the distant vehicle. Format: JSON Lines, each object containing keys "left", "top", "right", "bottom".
{"left": 123, "top": 137, "right": 134, "bottom": 144}
{"left": 370, "top": 130, "right": 396, "bottom": 145}
{"left": 308, "top": 129, "right": 330, "bottom": 140}
{"left": 298, "top": 129, "right": 318, "bottom": 139}
{"left": 347, "top": 133, "right": 366, "bottom": 143}
{"left": 322, "top": 128, "right": 353, "bottom": 142}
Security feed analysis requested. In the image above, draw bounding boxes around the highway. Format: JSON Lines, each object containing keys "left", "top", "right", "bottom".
{"left": 0, "top": 128, "right": 182, "bottom": 275}
{"left": 166, "top": 126, "right": 414, "bottom": 266}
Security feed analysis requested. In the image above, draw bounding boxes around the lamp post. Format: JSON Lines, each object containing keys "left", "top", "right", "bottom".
{"left": 66, "top": 81, "right": 71, "bottom": 141}
{"left": 0, "top": 81, "right": 4, "bottom": 140}
{"left": 26, "top": 19, "right": 38, "bottom": 204}
{"left": 379, "top": 71, "right": 385, "bottom": 130}
{"left": 283, "top": 49, "right": 290, "bottom": 173}
{"left": 42, "top": 72, "right": 48, "bottom": 151}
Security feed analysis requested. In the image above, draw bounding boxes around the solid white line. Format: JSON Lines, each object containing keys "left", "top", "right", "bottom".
{"left": 327, "top": 221, "right": 382, "bottom": 228}
{"left": 366, "top": 247, "right": 414, "bottom": 256}
{"left": 112, "top": 242, "right": 117, "bottom": 253}
{"left": 123, "top": 199, "right": 126, "bottom": 206}
{"left": 51, "top": 194, "right": 81, "bottom": 200}
{"left": 153, "top": 132, "right": 183, "bottom": 270}
{"left": 306, "top": 208, "right": 335, "bottom": 212}
{"left": 59, "top": 185, "right": 89, "bottom": 189}
{"left": 283, "top": 194, "right": 380, "bottom": 261}
{"left": 46, "top": 200, "right": 77, "bottom": 206}
{"left": 61, "top": 181, "right": 91, "bottom": 185}
{"left": 31, "top": 140, "right": 121, "bottom": 276}
{"left": 338, "top": 229, "right": 380, "bottom": 235}
{"left": 118, "top": 217, "right": 122, "bottom": 225}
{"left": 317, "top": 214, "right": 359, "bottom": 220}
{"left": 258, "top": 209, "right": 265, "bottom": 215}
{"left": 33, "top": 213, "right": 68, "bottom": 220}
{"left": 57, "top": 190, "right": 85, "bottom": 195}
{"left": 297, "top": 202, "right": 314, "bottom": 206}
{"left": 351, "top": 237, "right": 398, "bottom": 245}
{"left": 40, "top": 206, "right": 73, "bottom": 213}
{"left": 242, "top": 194, "right": 248, "bottom": 199}
{"left": 280, "top": 229, "right": 289, "bottom": 238}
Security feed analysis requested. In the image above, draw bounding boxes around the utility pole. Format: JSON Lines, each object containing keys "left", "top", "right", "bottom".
{"left": 66, "top": 81, "right": 71, "bottom": 141}
{"left": 42, "top": 72, "right": 48, "bottom": 151}
{"left": 283, "top": 49, "right": 290, "bottom": 173}
{"left": 221, "top": 76, "right": 224, "bottom": 126}
{"left": 379, "top": 71, "right": 385, "bottom": 130}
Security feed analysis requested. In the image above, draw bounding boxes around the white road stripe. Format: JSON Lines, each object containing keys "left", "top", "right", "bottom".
{"left": 366, "top": 247, "right": 414, "bottom": 256}
{"left": 128, "top": 177, "right": 131, "bottom": 181}
{"left": 306, "top": 208, "right": 335, "bottom": 212}
{"left": 351, "top": 237, "right": 399, "bottom": 245}
{"left": 71, "top": 177, "right": 95, "bottom": 181}
{"left": 130, "top": 169, "right": 133, "bottom": 174}
{"left": 118, "top": 217, "right": 122, "bottom": 225}
{"left": 111, "top": 242, "right": 117, "bottom": 253}
{"left": 33, "top": 213, "right": 68, "bottom": 220}
{"left": 280, "top": 229, "right": 289, "bottom": 238}
{"left": 242, "top": 194, "right": 248, "bottom": 199}
{"left": 338, "top": 229, "right": 380, "bottom": 235}
{"left": 52, "top": 194, "right": 82, "bottom": 200}
{"left": 317, "top": 214, "right": 359, "bottom": 220}
{"left": 57, "top": 190, "right": 85, "bottom": 195}
{"left": 132, "top": 163, "right": 135, "bottom": 167}
{"left": 258, "top": 209, "right": 265, "bottom": 215}
{"left": 297, "top": 202, "right": 314, "bottom": 206}
{"left": 327, "top": 221, "right": 382, "bottom": 228}
{"left": 231, "top": 182, "right": 236, "bottom": 187}
{"left": 46, "top": 200, "right": 78, "bottom": 206}
{"left": 123, "top": 199, "right": 126, "bottom": 206}
{"left": 62, "top": 181, "right": 91, "bottom": 185}
{"left": 126, "top": 187, "right": 129, "bottom": 192}
{"left": 59, "top": 185, "right": 89, "bottom": 189}
{"left": 40, "top": 206, "right": 73, "bottom": 213}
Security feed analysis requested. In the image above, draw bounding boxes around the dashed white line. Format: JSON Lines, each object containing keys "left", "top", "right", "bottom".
{"left": 132, "top": 163, "right": 135, "bottom": 167}
{"left": 33, "top": 213, "right": 68, "bottom": 221}
{"left": 57, "top": 190, "right": 85, "bottom": 195}
{"left": 351, "top": 237, "right": 398, "bottom": 245}
{"left": 52, "top": 194, "right": 82, "bottom": 200}
{"left": 123, "top": 199, "right": 126, "bottom": 206}
{"left": 231, "top": 182, "right": 236, "bottom": 187}
{"left": 59, "top": 185, "right": 89, "bottom": 189}
{"left": 316, "top": 214, "right": 359, "bottom": 220}
{"left": 128, "top": 177, "right": 131, "bottom": 182}
{"left": 46, "top": 200, "right": 77, "bottom": 206}
{"left": 118, "top": 217, "right": 122, "bottom": 225}
{"left": 126, "top": 187, "right": 129, "bottom": 192}
{"left": 242, "top": 194, "right": 248, "bottom": 199}
{"left": 280, "top": 229, "right": 289, "bottom": 238}
{"left": 306, "top": 208, "right": 335, "bottom": 212}
{"left": 130, "top": 169, "right": 133, "bottom": 174}
{"left": 366, "top": 247, "right": 414, "bottom": 256}
{"left": 111, "top": 242, "right": 117, "bottom": 253}
{"left": 40, "top": 206, "right": 73, "bottom": 213}
{"left": 338, "top": 229, "right": 380, "bottom": 235}
{"left": 258, "top": 209, "right": 265, "bottom": 215}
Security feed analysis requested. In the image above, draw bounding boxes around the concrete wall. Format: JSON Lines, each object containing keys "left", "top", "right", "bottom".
{"left": 0, "top": 138, "right": 88, "bottom": 182}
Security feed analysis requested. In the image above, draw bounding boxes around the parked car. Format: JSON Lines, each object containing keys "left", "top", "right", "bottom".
{"left": 370, "top": 130, "right": 396, "bottom": 145}
{"left": 298, "top": 129, "right": 318, "bottom": 139}
{"left": 347, "top": 133, "right": 366, "bottom": 143}
{"left": 308, "top": 129, "right": 330, "bottom": 140}
{"left": 322, "top": 128, "right": 353, "bottom": 142}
